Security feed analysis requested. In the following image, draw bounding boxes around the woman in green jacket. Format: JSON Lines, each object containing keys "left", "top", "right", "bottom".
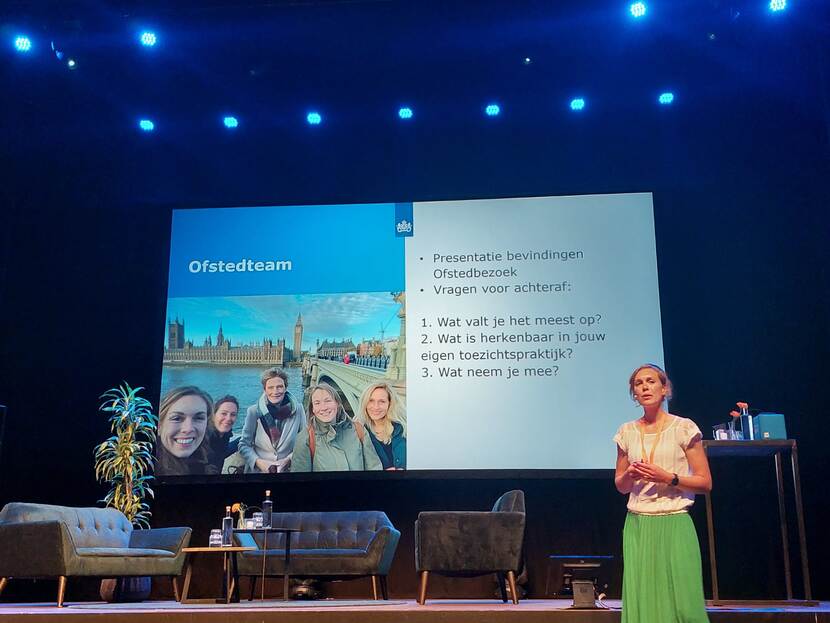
{"left": 290, "top": 383, "right": 383, "bottom": 472}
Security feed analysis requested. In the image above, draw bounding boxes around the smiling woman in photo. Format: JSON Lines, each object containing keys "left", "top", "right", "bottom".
{"left": 238, "top": 367, "right": 305, "bottom": 473}
{"left": 156, "top": 385, "right": 218, "bottom": 476}
{"left": 205, "top": 394, "right": 241, "bottom": 472}
{"left": 356, "top": 381, "right": 406, "bottom": 470}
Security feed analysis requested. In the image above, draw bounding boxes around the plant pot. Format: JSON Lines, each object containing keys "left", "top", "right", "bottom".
{"left": 100, "top": 576, "right": 152, "bottom": 602}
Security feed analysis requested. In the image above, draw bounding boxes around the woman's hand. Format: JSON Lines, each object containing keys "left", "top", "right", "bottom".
{"left": 629, "top": 460, "right": 673, "bottom": 484}
{"left": 255, "top": 458, "right": 274, "bottom": 473}
{"left": 275, "top": 456, "right": 292, "bottom": 473}
{"left": 615, "top": 446, "right": 635, "bottom": 493}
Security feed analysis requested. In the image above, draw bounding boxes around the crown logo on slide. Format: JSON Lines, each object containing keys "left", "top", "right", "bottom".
{"left": 396, "top": 219, "right": 413, "bottom": 233}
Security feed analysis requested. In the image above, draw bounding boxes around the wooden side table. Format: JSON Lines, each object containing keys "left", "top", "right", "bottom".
{"left": 179, "top": 546, "right": 255, "bottom": 604}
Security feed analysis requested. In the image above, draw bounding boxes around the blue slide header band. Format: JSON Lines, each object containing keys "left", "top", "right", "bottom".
{"left": 168, "top": 203, "right": 405, "bottom": 297}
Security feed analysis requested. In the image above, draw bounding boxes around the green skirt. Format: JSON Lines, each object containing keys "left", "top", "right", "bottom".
{"left": 622, "top": 512, "right": 709, "bottom": 623}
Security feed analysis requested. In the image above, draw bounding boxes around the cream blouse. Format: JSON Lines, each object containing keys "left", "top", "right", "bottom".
{"left": 613, "top": 415, "right": 703, "bottom": 515}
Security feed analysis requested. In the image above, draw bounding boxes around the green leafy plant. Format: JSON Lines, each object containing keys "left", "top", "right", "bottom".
{"left": 94, "top": 383, "right": 158, "bottom": 528}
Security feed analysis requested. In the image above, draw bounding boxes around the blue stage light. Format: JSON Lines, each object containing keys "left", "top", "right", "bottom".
{"left": 223, "top": 116, "right": 239, "bottom": 128}
{"left": 485, "top": 103, "right": 500, "bottom": 117}
{"left": 307, "top": 112, "right": 322, "bottom": 125}
{"left": 769, "top": 0, "right": 786, "bottom": 11}
{"left": 658, "top": 92, "right": 675, "bottom": 105}
{"left": 140, "top": 31, "right": 157, "bottom": 47}
{"left": 398, "top": 107, "right": 413, "bottom": 120}
{"left": 630, "top": 2, "right": 647, "bottom": 18}
{"left": 570, "top": 98, "right": 586, "bottom": 111}
{"left": 139, "top": 119, "right": 155, "bottom": 132}
{"left": 14, "top": 36, "right": 33, "bottom": 52}
{"left": 67, "top": 58, "right": 77, "bottom": 69}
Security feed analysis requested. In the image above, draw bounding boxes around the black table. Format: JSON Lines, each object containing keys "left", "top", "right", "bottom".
{"left": 235, "top": 527, "right": 300, "bottom": 601}
{"left": 702, "top": 440, "right": 816, "bottom": 606}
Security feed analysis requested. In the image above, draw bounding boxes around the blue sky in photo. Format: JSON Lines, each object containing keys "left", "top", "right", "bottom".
{"left": 165, "top": 292, "right": 402, "bottom": 350}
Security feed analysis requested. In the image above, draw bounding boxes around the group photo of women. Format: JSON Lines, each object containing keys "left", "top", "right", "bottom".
{"left": 155, "top": 367, "right": 407, "bottom": 476}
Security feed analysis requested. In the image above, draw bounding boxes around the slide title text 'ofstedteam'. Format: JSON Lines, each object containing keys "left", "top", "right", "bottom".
{"left": 188, "top": 259, "right": 293, "bottom": 273}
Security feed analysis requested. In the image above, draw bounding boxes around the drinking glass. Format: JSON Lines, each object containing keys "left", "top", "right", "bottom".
{"left": 208, "top": 529, "right": 223, "bottom": 547}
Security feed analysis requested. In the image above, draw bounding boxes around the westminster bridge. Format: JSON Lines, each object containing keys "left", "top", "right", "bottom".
{"left": 304, "top": 354, "right": 407, "bottom": 417}
{"left": 304, "top": 291, "right": 407, "bottom": 416}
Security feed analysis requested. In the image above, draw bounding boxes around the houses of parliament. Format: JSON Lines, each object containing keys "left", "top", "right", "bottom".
{"left": 163, "top": 314, "right": 303, "bottom": 365}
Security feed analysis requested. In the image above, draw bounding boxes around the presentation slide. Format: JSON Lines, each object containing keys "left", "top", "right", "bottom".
{"left": 159, "top": 193, "right": 663, "bottom": 477}
{"left": 406, "top": 194, "right": 662, "bottom": 470}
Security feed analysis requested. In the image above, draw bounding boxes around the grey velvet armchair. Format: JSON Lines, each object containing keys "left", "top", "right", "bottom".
{"left": 414, "top": 490, "right": 525, "bottom": 604}
{"left": 0, "top": 503, "right": 191, "bottom": 607}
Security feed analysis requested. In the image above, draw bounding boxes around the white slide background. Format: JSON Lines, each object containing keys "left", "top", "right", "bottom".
{"left": 405, "top": 193, "right": 664, "bottom": 470}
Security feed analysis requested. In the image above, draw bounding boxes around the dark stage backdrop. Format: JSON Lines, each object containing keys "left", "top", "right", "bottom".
{"left": 0, "top": 0, "right": 828, "bottom": 603}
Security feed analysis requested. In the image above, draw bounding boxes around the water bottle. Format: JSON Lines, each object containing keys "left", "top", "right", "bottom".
{"left": 262, "top": 490, "right": 273, "bottom": 528}
{"left": 222, "top": 506, "right": 234, "bottom": 546}
{"left": 739, "top": 404, "right": 755, "bottom": 441}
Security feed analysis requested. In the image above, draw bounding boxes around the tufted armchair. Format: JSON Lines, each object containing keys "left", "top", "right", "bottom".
{"left": 234, "top": 510, "right": 400, "bottom": 599}
{"left": 0, "top": 503, "right": 191, "bottom": 606}
{"left": 415, "top": 490, "right": 526, "bottom": 604}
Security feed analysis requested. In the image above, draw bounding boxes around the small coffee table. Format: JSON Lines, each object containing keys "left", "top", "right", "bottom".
{"left": 179, "top": 546, "right": 254, "bottom": 604}
{"left": 235, "top": 527, "right": 300, "bottom": 600}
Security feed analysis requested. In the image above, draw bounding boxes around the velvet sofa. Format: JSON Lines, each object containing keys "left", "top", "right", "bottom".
{"left": 0, "top": 502, "right": 191, "bottom": 606}
{"left": 234, "top": 510, "right": 400, "bottom": 599}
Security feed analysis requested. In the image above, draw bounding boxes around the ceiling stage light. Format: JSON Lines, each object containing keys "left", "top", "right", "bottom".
{"left": 485, "top": 103, "right": 501, "bottom": 117}
{"left": 630, "top": 2, "right": 647, "bottom": 18}
{"left": 223, "top": 116, "right": 239, "bottom": 128}
{"left": 307, "top": 112, "right": 322, "bottom": 125}
{"left": 570, "top": 98, "right": 586, "bottom": 111}
{"left": 14, "top": 36, "right": 33, "bottom": 52}
{"left": 658, "top": 92, "right": 675, "bottom": 105}
{"left": 398, "top": 107, "right": 413, "bottom": 120}
{"left": 139, "top": 119, "right": 155, "bottom": 132}
{"left": 140, "top": 31, "right": 157, "bottom": 47}
{"left": 769, "top": 0, "right": 786, "bottom": 11}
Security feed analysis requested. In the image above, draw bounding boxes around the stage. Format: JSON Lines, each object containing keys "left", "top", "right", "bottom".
{"left": 0, "top": 599, "right": 827, "bottom": 623}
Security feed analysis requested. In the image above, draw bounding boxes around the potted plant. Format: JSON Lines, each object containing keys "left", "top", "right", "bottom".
{"left": 94, "top": 383, "right": 158, "bottom": 601}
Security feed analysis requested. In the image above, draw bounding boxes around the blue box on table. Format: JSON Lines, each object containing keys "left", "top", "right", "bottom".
{"left": 752, "top": 413, "right": 787, "bottom": 440}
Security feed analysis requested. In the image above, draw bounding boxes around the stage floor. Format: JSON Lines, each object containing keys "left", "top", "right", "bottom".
{"left": 0, "top": 599, "right": 828, "bottom": 623}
